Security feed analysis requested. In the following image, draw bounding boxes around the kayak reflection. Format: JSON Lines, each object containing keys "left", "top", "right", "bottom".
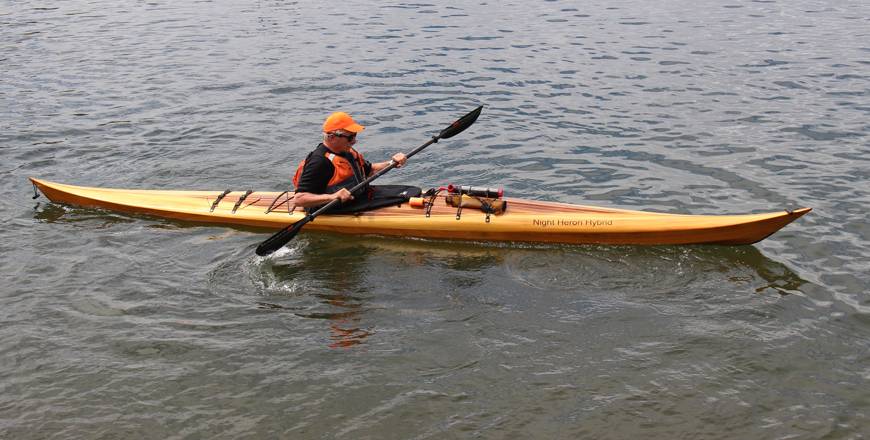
{"left": 255, "top": 233, "right": 809, "bottom": 349}
{"left": 502, "top": 244, "right": 807, "bottom": 296}
{"left": 309, "top": 235, "right": 807, "bottom": 298}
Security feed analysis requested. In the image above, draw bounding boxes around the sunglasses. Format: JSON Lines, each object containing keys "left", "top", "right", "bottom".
{"left": 331, "top": 132, "right": 356, "bottom": 141}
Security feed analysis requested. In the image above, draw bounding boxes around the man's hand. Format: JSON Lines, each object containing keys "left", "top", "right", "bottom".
{"left": 332, "top": 188, "right": 353, "bottom": 203}
{"left": 392, "top": 153, "right": 407, "bottom": 168}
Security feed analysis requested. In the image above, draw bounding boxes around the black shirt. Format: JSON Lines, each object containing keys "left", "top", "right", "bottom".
{"left": 295, "top": 143, "right": 372, "bottom": 194}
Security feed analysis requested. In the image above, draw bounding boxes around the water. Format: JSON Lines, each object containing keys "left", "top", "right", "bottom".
{"left": 2, "top": 0, "right": 869, "bottom": 438}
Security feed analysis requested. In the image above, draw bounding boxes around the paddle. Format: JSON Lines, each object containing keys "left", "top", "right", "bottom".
{"left": 255, "top": 105, "right": 484, "bottom": 256}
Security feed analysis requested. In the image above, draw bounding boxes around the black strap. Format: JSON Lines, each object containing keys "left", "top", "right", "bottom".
{"left": 232, "top": 190, "right": 254, "bottom": 213}
{"left": 424, "top": 188, "right": 442, "bottom": 218}
{"left": 479, "top": 198, "right": 494, "bottom": 223}
{"left": 210, "top": 189, "right": 232, "bottom": 212}
{"left": 341, "top": 151, "right": 368, "bottom": 197}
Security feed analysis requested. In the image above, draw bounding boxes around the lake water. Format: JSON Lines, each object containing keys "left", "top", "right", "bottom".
{"left": 2, "top": 0, "right": 869, "bottom": 438}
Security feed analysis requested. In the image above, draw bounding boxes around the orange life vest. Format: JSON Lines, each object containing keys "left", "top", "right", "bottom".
{"left": 292, "top": 146, "right": 368, "bottom": 194}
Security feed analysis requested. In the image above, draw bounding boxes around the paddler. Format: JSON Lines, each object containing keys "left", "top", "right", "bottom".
{"left": 292, "top": 112, "right": 419, "bottom": 212}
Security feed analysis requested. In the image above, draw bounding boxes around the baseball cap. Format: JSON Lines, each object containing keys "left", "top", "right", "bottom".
{"left": 323, "top": 112, "right": 365, "bottom": 133}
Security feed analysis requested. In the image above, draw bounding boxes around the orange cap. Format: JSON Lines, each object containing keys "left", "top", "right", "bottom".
{"left": 323, "top": 112, "right": 365, "bottom": 133}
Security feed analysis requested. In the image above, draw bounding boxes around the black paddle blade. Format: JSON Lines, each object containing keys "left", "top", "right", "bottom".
{"left": 438, "top": 105, "right": 483, "bottom": 139}
{"left": 255, "top": 220, "right": 307, "bottom": 256}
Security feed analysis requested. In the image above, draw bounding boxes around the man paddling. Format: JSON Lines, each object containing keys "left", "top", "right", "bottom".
{"left": 255, "top": 105, "right": 483, "bottom": 255}
{"left": 292, "top": 112, "right": 419, "bottom": 212}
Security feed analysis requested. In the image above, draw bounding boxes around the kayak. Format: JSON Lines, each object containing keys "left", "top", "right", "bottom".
{"left": 30, "top": 178, "right": 810, "bottom": 246}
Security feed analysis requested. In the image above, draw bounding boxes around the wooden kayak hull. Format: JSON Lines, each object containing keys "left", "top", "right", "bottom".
{"left": 30, "top": 178, "right": 810, "bottom": 246}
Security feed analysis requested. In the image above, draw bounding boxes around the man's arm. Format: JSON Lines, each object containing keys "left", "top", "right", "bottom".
{"left": 370, "top": 153, "right": 407, "bottom": 173}
{"left": 293, "top": 189, "right": 353, "bottom": 208}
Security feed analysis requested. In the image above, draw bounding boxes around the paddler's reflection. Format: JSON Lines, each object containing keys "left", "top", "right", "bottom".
{"left": 258, "top": 292, "right": 372, "bottom": 349}
{"left": 261, "top": 235, "right": 378, "bottom": 349}
{"left": 291, "top": 293, "right": 372, "bottom": 349}
{"left": 258, "top": 234, "right": 505, "bottom": 348}
{"left": 318, "top": 293, "right": 372, "bottom": 349}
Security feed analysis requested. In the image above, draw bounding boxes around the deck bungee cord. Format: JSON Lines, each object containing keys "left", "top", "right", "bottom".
{"left": 231, "top": 190, "right": 254, "bottom": 214}
{"left": 264, "top": 190, "right": 296, "bottom": 215}
{"left": 209, "top": 189, "right": 232, "bottom": 212}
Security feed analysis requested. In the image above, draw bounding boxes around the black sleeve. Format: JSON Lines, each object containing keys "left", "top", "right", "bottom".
{"left": 295, "top": 153, "right": 335, "bottom": 194}
{"left": 363, "top": 159, "right": 372, "bottom": 176}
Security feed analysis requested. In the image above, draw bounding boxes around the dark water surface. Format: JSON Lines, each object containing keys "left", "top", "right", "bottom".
{"left": 2, "top": 0, "right": 869, "bottom": 438}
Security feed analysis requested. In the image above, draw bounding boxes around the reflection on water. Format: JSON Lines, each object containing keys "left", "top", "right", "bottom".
{"left": 502, "top": 244, "right": 808, "bottom": 296}
{"left": 252, "top": 235, "right": 381, "bottom": 349}
{"left": 312, "top": 293, "right": 373, "bottom": 349}
{"left": 33, "top": 202, "right": 135, "bottom": 227}
{"left": 258, "top": 293, "right": 373, "bottom": 349}
{"left": 245, "top": 232, "right": 810, "bottom": 349}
